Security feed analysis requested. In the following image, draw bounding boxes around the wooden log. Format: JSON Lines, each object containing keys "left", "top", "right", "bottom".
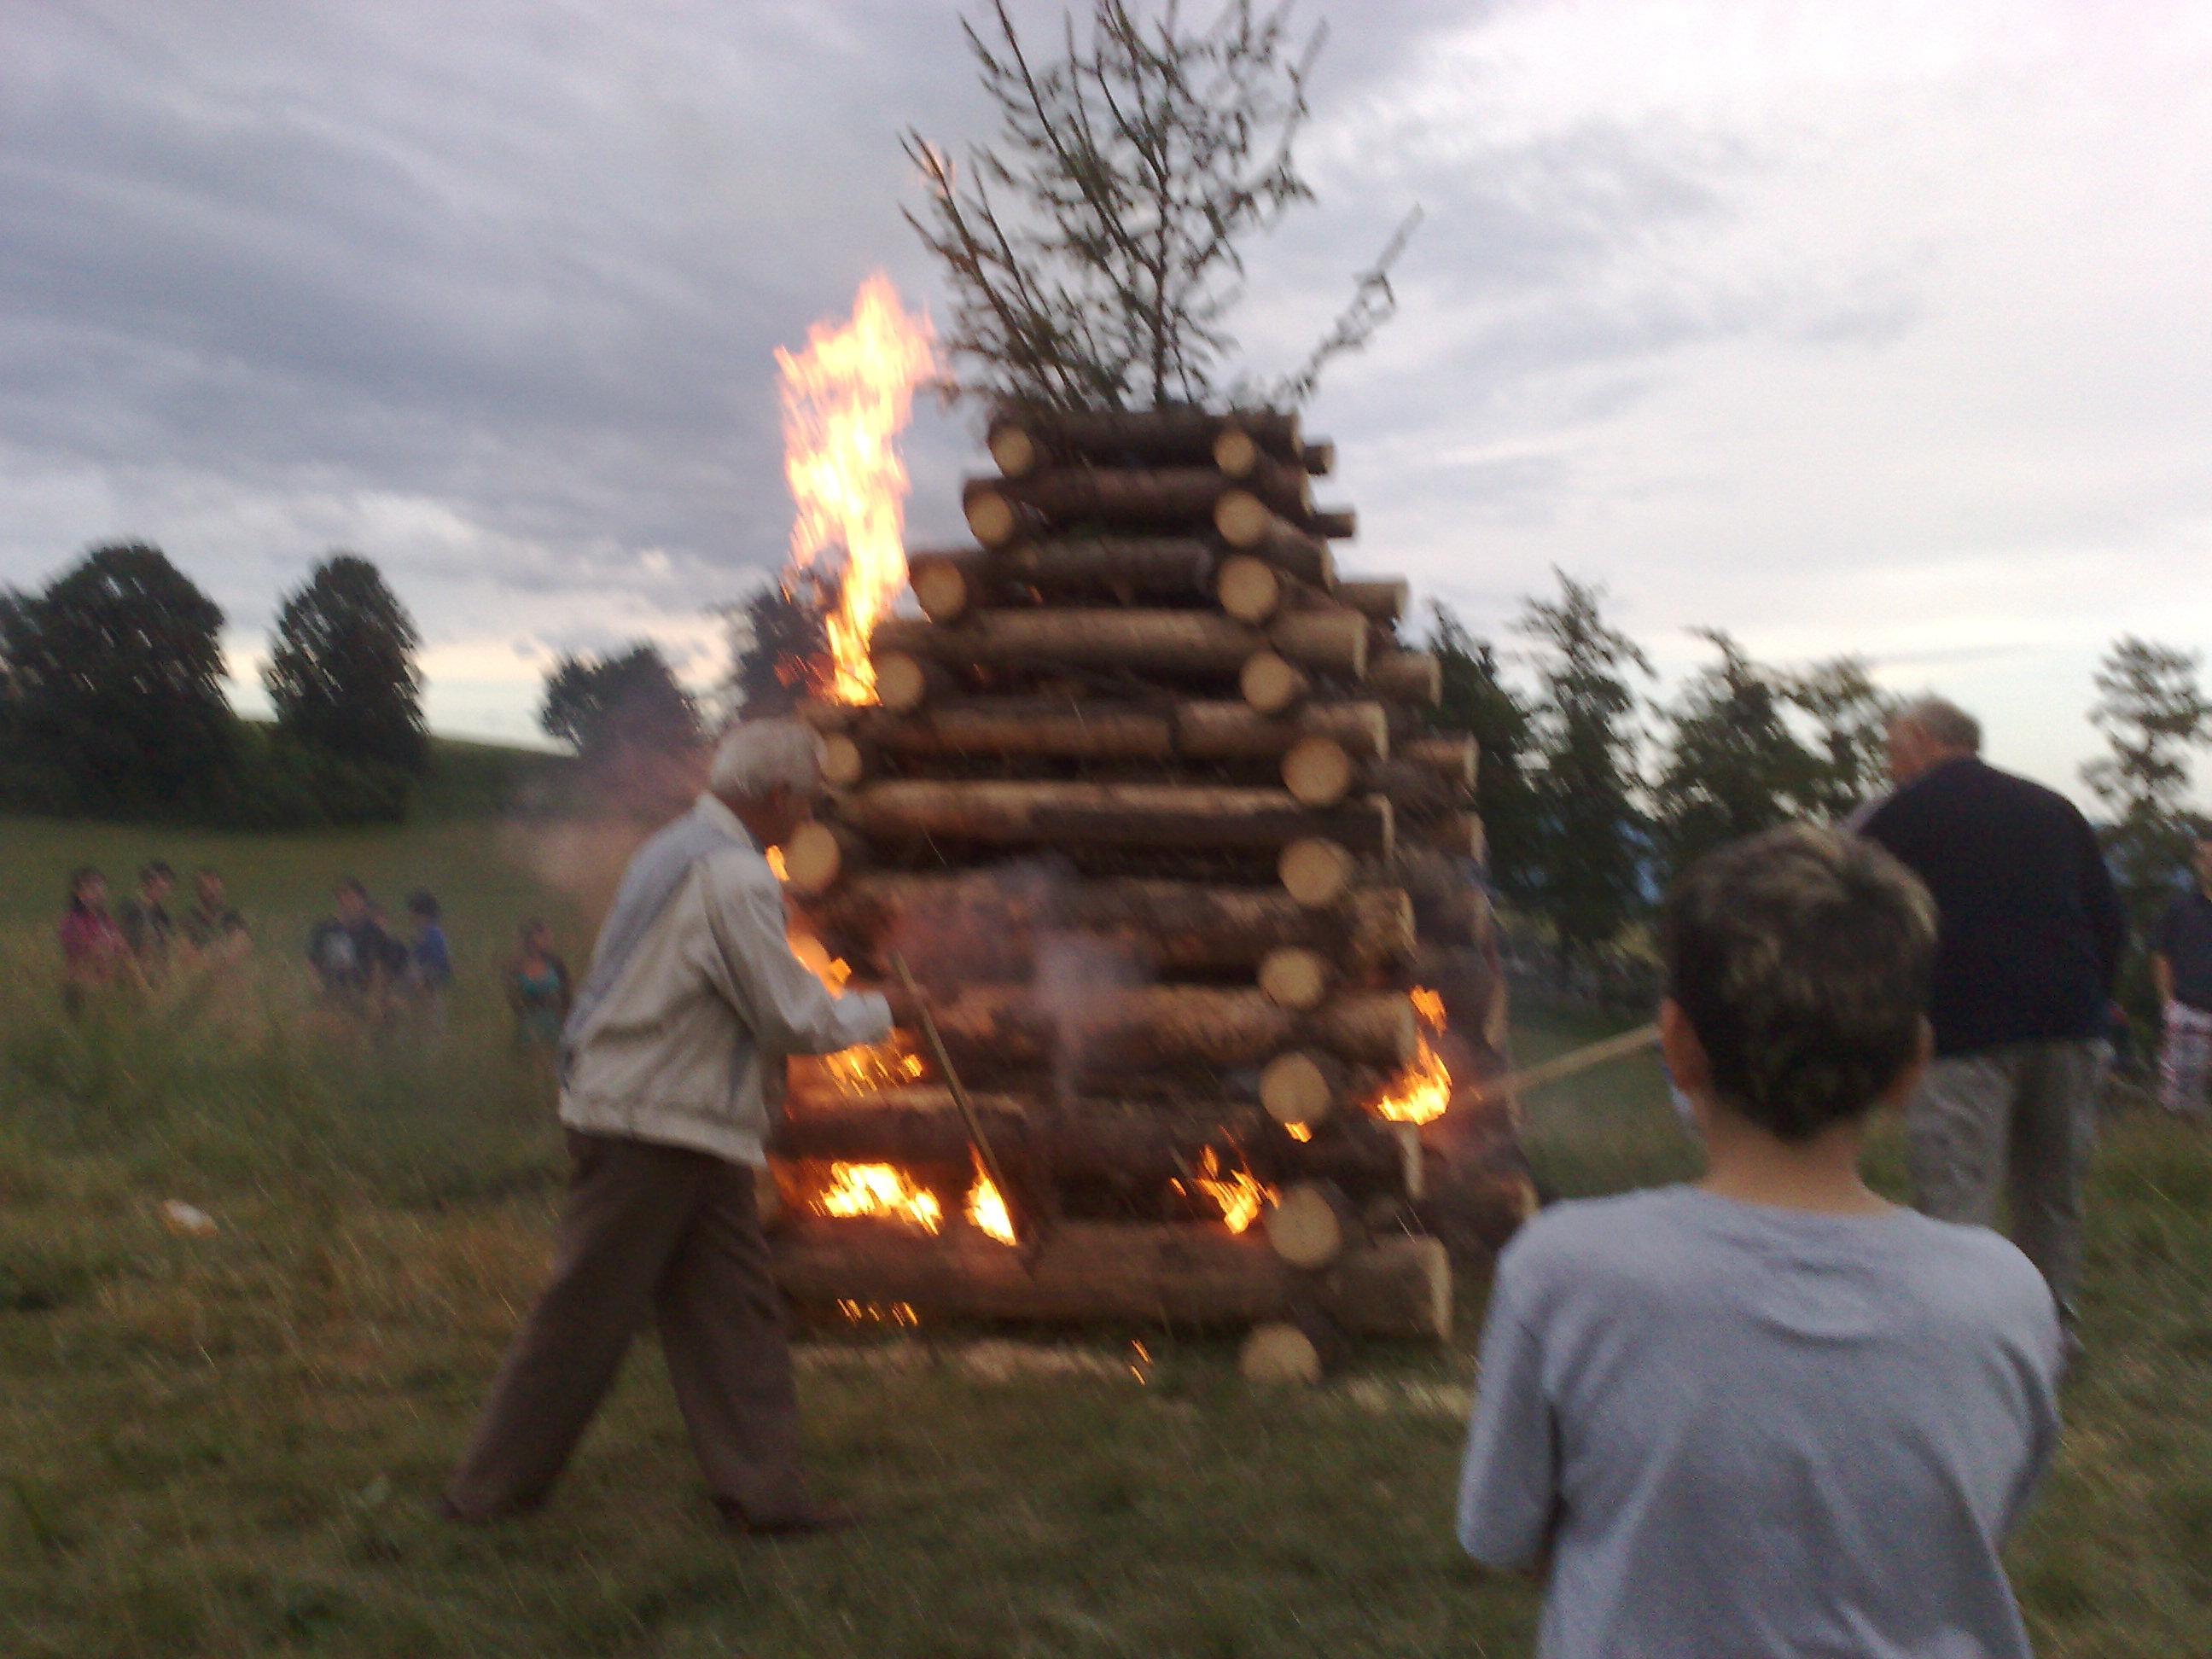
{"left": 1257, "top": 946, "right": 1331, "bottom": 1010}
{"left": 837, "top": 779, "right": 1393, "bottom": 858}
{"left": 1266, "top": 1180, "right": 1358, "bottom": 1269}
{"left": 806, "top": 873, "right": 1415, "bottom": 976}
{"left": 777, "top": 1086, "right": 1422, "bottom": 1196}
{"left": 1401, "top": 734, "right": 1477, "bottom": 791}
{"left": 1334, "top": 578, "right": 1410, "bottom": 626}
{"left": 1411, "top": 813, "right": 1486, "bottom": 862}
{"left": 987, "top": 406, "right": 1303, "bottom": 473}
{"left": 1205, "top": 442, "right": 1317, "bottom": 516}
{"left": 907, "top": 556, "right": 978, "bottom": 624}
{"left": 1240, "top": 1321, "right": 1324, "bottom": 1384}
{"left": 873, "top": 609, "right": 1365, "bottom": 681}
{"left": 875, "top": 651, "right": 958, "bottom": 714}
{"left": 1369, "top": 650, "right": 1442, "bottom": 706}
{"left": 996, "top": 537, "right": 1217, "bottom": 602}
{"left": 870, "top": 699, "right": 1177, "bottom": 762}
{"left": 910, "top": 985, "right": 1417, "bottom": 1074}
{"left": 1260, "top": 1050, "right": 1348, "bottom": 1128}
{"left": 963, "top": 490, "right": 1053, "bottom": 549}
{"left": 819, "top": 733, "right": 868, "bottom": 790}
{"left": 1393, "top": 847, "right": 1484, "bottom": 945}
{"left": 782, "top": 821, "right": 868, "bottom": 895}
{"left": 1311, "top": 507, "right": 1358, "bottom": 540}
{"left": 1278, "top": 838, "right": 1356, "bottom": 908}
{"left": 1299, "top": 439, "right": 1336, "bottom": 476}
{"left": 769, "top": 1218, "right": 1451, "bottom": 1339}
{"left": 1282, "top": 736, "right": 1356, "bottom": 807}
{"left": 1367, "top": 759, "right": 1465, "bottom": 820}
{"left": 1239, "top": 651, "right": 1308, "bottom": 715}
{"left": 1215, "top": 553, "right": 1287, "bottom": 624}
{"left": 963, "top": 465, "right": 1310, "bottom": 536}
{"left": 1175, "top": 700, "right": 1388, "bottom": 763}
{"left": 1213, "top": 492, "right": 1334, "bottom": 587}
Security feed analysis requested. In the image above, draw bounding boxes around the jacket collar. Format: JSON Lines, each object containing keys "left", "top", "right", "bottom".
{"left": 693, "top": 790, "right": 760, "bottom": 852}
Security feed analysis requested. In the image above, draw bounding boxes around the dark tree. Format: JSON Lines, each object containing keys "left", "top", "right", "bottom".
{"left": 1427, "top": 603, "right": 1535, "bottom": 898}
{"left": 264, "top": 552, "right": 428, "bottom": 773}
{"left": 2081, "top": 637, "right": 2212, "bottom": 1029}
{"left": 1517, "top": 572, "right": 1653, "bottom": 961}
{"left": 1785, "top": 655, "right": 1898, "bottom": 820}
{"left": 1653, "top": 631, "right": 1827, "bottom": 879}
{"left": 905, "top": 0, "right": 1417, "bottom": 409}
{"left": 539, "top": 643, "right": 701, "bottom": 760}
{"left": 0, "top": 542, "right": 235, "bottom": 817}
{"left": 720, "top": 574, "right": 835, "bottom": 718}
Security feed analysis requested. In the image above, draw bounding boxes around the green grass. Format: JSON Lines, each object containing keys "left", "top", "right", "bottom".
{"left": 3, "top": 807, "right": 2210, "bottom": 1655}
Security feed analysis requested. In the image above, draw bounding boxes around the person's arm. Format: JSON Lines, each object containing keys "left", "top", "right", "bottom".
{"left": 703, "top": 862, "right": 891, "bottom": 1056}
{"left": 2153, "top": 952, "right": 2175, "bottom": 1009}
{"left": 1456, "top": 1255, "right": 1563, "bottom": 1578}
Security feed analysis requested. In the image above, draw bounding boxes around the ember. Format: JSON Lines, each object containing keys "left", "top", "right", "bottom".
{"left": 1371, "top": 986, "right": 1450, "bottom": 1125}
{"left": 1176, "top": 1147, "right": 1274, "bottom": 1234}
{"left": 777, "top": 273, "right": 935, "bottom": 703}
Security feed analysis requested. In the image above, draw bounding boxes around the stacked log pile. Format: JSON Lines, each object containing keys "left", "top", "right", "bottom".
{"left": 770, "top": 404, "right": 1533, "bottom": 1379}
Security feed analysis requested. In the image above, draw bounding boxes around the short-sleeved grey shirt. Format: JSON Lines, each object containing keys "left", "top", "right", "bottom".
{"left": 1458, "top": 1186, "right": 2062, "bottom": 1659}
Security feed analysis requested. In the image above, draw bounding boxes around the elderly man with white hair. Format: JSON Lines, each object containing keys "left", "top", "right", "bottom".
{"left": 443, "top": 719, "right": 890, "bottom": 1533}
{"left": 1856, "top": 697, "right": 2124, "bottom": 1345}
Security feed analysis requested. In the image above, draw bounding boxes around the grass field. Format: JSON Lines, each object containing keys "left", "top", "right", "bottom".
{"left": 3, "top": 807, "right": 2210, "bottom": 1656}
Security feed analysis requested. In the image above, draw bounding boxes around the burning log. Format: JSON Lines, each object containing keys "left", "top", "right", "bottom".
{"left": 871, "top": 609, "right": 1368, "bottom": 683}
{"left": 963, "top": 465, "right": 1312, "bottom": 546}
{"left": 806, "top": 872, "right": 1415, "bottom": 976}
{"left": 897, "top": 983, "right": 1417, "bottom": 1074}
{"left": 776, "top": 1087, "right": 1425, "bottom": 1198}
{"left": 769, "top": 1219, "right": 1451, "bottom": 1339}
{"left": 835, "top": 779, "right": 1394, "bottom": 859}
{"left": 910, "top": 538, "right": 1218, "bottom": 620}
{"left": 987, "top": 406, "right": 1305, "bottom": 476}
{"left": 1212, "top": 492, "right": 1334, "bottom": 586}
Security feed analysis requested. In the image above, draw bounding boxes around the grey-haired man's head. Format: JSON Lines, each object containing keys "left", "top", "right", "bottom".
{"left": 1886, "top": 696, "right": 1981, "bottom": 785}
{"left": 709, "top": 719, "right": 827, "bottom": 848}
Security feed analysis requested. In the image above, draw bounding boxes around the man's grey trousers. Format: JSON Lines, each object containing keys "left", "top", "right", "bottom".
{"left": 1906, "top": 1039, "right": 2107, "bottom": 1324}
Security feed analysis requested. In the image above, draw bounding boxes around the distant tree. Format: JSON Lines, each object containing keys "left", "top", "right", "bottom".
{"left": 904, "top": 0, "right": 1417, "bottom": 409}
{"left": 1518, "top": 572, "right": 1653, "bottom": 960}
{"left": 1427, "top": 603, "right": 1535, "bottom": 897}
{"left": 264, "top": 552, "right": 428, "bottom": 774}
{"left": 538, "top": 643, "right": 701, "bottom": 761}
{"left": 1653, "top": 631, "right": 1827, "bottom": 879}
{"left": 0, "top": 542, "right": 235, "bottom": 817}
{"left": 720, "top": 574, "right": 835, "bottom": 719}
{"left": 2081, "top": 637, "right": 2212, "bottom": 1029}
{"left": 1785, "top": 655, "right": 1899, "bottom": 820}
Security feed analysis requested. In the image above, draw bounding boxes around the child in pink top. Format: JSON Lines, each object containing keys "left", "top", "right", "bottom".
{"left": 59, "top": 865, "right": 128, "bottom": 1013}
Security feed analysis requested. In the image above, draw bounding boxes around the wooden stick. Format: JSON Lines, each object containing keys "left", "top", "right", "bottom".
{"left": 1463, "top": 1023, "right": 1661, "bottom": 1105}
{"left": 888, "top": 950, "right": 1034, "bottom": 1247}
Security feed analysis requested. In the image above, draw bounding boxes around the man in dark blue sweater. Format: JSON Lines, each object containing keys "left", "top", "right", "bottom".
{"left": 1859, "top": 698, "right": 2124, "bottom": 1330}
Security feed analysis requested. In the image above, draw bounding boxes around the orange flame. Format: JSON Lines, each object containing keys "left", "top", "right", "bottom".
{"left": 1175, "top": 1147, "right": 1274, "bottom": 1234}
{"left": 965, "top": 1167, "right": 1017, "bottom": 1245}
{"left": 814, "top": 1162, "right": 943, "bottom": 1231}
{"left": 777, "top": 273, "right": 935, "bottom": 703}
{"left": 790, "top": 927, "right": 928, "bottom": 1092}
{"left": 1372, "top": 987, "right": 1451, "bottom": 1125}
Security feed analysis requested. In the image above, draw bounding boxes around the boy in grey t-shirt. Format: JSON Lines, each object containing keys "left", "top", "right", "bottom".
{"left": 1458, "top": 825, "right": 2062, "bottom": 1659}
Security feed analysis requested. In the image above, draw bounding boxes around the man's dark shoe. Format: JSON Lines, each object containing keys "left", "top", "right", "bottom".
{"left": 716, "top": 1499, "right": 859, "bottom": 1536}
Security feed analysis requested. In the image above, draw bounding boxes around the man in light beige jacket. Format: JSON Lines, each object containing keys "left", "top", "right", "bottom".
{"left": 443, "top": 719, "right": 890, "bottom": 1532}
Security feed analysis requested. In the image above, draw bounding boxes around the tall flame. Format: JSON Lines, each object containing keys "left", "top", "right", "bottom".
{"left": 965, "top": 1165, "right": 1017, "bottom": 1245}
{"left": 1372, "top": 987, "right": 1451, "bottom": 1125}
{"left": 777, "top": 273, "right": 935, "bottom": 703}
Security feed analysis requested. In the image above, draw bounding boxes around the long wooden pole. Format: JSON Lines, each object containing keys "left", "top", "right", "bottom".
{"left": 888, "top": 951, "right": 1033, "bottom": 1246}
{"left": 1462, "top": 1023, "right": 1661, "bottom": 1106}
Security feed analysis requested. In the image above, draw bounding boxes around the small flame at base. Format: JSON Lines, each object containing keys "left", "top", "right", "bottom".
{"left": 1174, "top": 1148, "right": 1274, "bottom": 1234}
{"left": 966, "top": 1166, "right": 1017, "bottom": 1245}
{"left": 1371, "top": 987, "right": 1452, "bottom": 1125}
{"left": 815, "top": 1162, "right": 943, "bottom": 1231}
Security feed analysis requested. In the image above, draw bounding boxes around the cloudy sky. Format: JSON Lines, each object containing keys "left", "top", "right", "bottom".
{"left": 4, "top": 0, "right": 2209, "bottom": 805}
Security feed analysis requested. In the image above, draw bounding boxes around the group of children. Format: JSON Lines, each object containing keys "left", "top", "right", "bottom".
{"left": 57, "top": 864, "right": 573, "bottom": 1056}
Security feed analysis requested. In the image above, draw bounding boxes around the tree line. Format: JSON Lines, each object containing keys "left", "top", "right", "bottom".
{"left": 1, "top": 542, "right": 425, "bottom": 827}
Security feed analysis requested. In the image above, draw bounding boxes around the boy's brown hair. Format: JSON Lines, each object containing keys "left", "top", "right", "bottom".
{"left": 1664, "top": 824, "right": 1936, "bottom": 1142}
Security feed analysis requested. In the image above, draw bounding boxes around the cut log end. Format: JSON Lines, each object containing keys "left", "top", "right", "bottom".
{"left": 1239, "top": 1321, "right": 1324, "bottom": 1385}
{"left": 1215, "top": 553, "right": 1284, "bottom": 624}
{"left": 1278, "top": 837, "right": 1354, "bottom": 908}
{"left": 819, "top": 734, "right": 867, "bottom": 791}
{"left": 1281, "top": 735, "right": 1354, "bottom": 807}
{"left": 1257, "top": 946, "right": 1330, "bottom": 1010}
{"left": 1213, "top": 425, "right": 1262, "bottom": 478}
{"left": 965, "top": 489, "right": 1020, "bottom": 548}
{"left": 1260, "top": 1050, "right": 1346, "bottom": 1129}
{"left": 1240, "top": 651, "right": 1308, "bottom": 716}
{"left": 1266, "top": 1180, "right": 1353, "bottom": 1268}
{"left": 988, "top": 423, "right": 1039, "bottom": 478}
{"left": 911, "top": 561, "right": 970, "bottom": 624}
{"left": 783, "top": 820, "right": 853, "bottom": 895}
{"left": 875, "top": 652, "right": 946, "bottom": 715}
